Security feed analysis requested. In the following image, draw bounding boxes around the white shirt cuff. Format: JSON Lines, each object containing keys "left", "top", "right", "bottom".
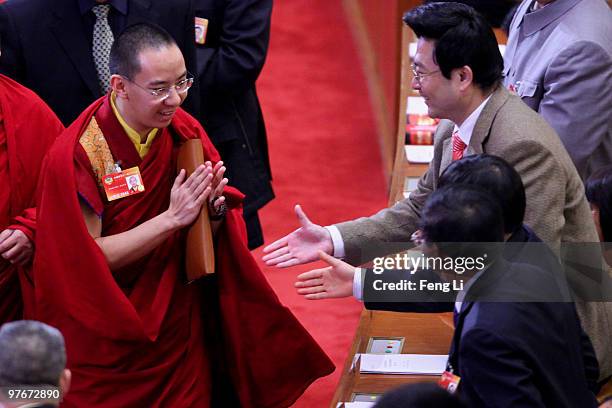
{"left": 353, "top": 267, "right": 363, "bottom": 301}
{"left": 325, "top": 225, "right": 345, "bottom": 258}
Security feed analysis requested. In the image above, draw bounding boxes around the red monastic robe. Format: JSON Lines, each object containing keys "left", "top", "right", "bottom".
{"left": 33, "top": 96, "right": 334, "bottom": 407}
{"left": 0, "top": 74, "right": 63, "bottom": 324}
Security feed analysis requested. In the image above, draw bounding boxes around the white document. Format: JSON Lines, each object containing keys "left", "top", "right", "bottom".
{"left": 359, "top": 354, "right": 448, "bottom": 375}
{"left": 341, "top": 403, "right": 376, "bottom": 408}
{"left": 404, "top": 145, "right": 434, "bottom": 163}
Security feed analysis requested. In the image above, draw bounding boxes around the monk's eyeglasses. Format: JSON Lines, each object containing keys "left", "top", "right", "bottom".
{"left": 122, "top": 74, "right": 194, "bottom": 101}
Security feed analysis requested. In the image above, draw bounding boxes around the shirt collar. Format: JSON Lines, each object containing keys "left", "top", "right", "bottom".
{"left": 522, "top": 0, "right": 579, "bottom": 36}
{"left": 78, "top": 0, "right": 128, "bottom": 16}
{"left": 452, "top": 95, "right": 492, "bottom": 148}
{"left": 110, "top": 92, "right": 159, "bottom": 159}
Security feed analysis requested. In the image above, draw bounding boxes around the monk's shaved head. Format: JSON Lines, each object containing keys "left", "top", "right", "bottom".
{"left": 109, "top": 23, "right": 177, "bottom": 79}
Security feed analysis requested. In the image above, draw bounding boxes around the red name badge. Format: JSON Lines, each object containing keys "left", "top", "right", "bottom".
{"left": 439, "top": 370, "right": 461, "bottom": 394}
{"left": 102, "top": 166, "right": 145, "bottom": 201}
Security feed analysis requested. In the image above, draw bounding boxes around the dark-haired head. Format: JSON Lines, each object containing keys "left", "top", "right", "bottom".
{"left": 420, "top": 184, "right": 504, "bottom": 259}
{"left": 438, "top": 154, "right": 525, "bottom": 236}
{"left": 109, "top": 23, "right": 177, "bottom": 79}
{"left": 586, "top": 165, "right": 612, "bottom": 242}
{"left": 403, "top": 2, "right": 503, "bottom": 91}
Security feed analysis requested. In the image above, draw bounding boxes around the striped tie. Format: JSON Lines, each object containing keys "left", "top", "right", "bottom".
{"left": 92, "top": 4, "right": 114, "bottom": 94}
{"left": 452, "top": 131, "right": 467, "bottom": 161}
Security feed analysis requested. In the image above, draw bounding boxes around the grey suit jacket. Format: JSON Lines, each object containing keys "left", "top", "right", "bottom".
{"left": 503, "top": 0, "right": 612, "bottom": 180}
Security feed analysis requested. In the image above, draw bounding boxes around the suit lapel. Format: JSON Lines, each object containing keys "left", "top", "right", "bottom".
{"left": 440, "top": 137, "right": 453, "bottom": 174}
{"left": 448, "top": 301, "right": 475, "bottom": 373}
{"left": 49, "top": 6, "right": 101, "bottom": 98}
{"left": 503, "top": 0, "right": 530, "bottom": 72}
{"left": 469, "top": 86, "right": 510, "bottom": 155}
{"left": 522, "top": 0, "right": 580, "bottom": 37}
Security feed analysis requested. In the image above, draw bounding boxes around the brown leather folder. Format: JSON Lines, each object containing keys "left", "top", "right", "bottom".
{"left": 177, "top": 139, "right": 215, "bottom": 281}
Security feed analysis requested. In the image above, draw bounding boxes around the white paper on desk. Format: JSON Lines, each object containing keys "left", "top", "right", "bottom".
{"left": 405, "top": 145, "right": 434, "bottom": 163}
{"left": 359, "top": 354, "right": 448, "bottom": 375}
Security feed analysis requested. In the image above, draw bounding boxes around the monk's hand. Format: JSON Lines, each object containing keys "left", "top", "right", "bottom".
{"left": 167, "top": 165, "right": 213, "bottom": 229}
{"left": 294, "top": 251, "right": 355, "bottom": 299}
{"left": 0, "top": 229, "right": 33, "bottom": 266}
{"left": 205, "top": 161, "right": 228, "bottom": 214}
{"left": 262, "top": 204, "right": 333, "bottom": 267}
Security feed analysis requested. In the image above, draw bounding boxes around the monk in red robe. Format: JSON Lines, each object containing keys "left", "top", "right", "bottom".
{"left": 0, "top": 73, "right": 63, "bottom": 324}
{"left": 32, "top": 23, "right": 333, "bottom": 407}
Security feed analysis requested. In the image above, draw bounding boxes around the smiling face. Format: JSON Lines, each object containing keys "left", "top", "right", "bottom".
{"left": 411, "top": 38, "right": 462, "bottom": 122}
{"left": 115, "top": 44, "right": 187, "bottom": 135}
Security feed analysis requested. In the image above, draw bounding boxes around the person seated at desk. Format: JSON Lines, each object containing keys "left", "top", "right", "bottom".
{"left": 420, "top": 185, "right": 599, "bottom": 407}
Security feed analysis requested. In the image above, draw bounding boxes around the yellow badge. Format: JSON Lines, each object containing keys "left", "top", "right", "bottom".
{"left": 195, "top": 17, "right": 209, "bottom": 45}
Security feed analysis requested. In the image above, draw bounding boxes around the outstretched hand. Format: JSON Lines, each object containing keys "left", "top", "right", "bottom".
{"left": 295, "top": 251, "right": 356, "bottom": 299}
{"left": 262, "top": 205, "right": 333, "bottom": 267}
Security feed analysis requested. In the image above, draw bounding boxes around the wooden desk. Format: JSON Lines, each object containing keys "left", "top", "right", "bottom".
{"left": 330, "top": 310, "right": 454, "bottom": 407}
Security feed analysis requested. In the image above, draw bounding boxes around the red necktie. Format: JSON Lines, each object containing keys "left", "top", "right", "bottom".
{"left": 452, "top": 131, "right": 467, "bottom": 161}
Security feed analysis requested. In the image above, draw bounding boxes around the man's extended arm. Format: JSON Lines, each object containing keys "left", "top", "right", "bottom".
{"left": 333, "top": 170, "right": 432, "bottom": 265}
{"left": 263, "top": 122, "right": 449, "bottom": 267}
{"left": 324, "top": 121, "right": 451, "bottom": 265}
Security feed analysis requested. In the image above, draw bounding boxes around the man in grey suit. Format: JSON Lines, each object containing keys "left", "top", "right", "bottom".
{"left": 504, "top": 0, "right": 612, "bottom": 180}
{"left": 264, "top": 2, "right": 612, "bottom": 379}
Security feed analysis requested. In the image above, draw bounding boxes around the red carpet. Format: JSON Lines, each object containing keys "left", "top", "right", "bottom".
{"left": 253, "top": 1, "right": 388, "bottom": 406}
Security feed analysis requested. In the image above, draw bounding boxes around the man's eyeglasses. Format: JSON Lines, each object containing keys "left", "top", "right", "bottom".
{"left": 411, "top": 64, "right": 440, "bottom": 83}
{"left": 122, "top": 74, "right": 194, "bottom": 101}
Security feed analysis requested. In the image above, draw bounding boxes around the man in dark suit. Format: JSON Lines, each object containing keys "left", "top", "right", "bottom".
{"left": 0, "top": 320, "right": 71, "bottom": 407}
{"left": 0, "top": 0, "right": 199, "bottom": 126}
{"left": 423, "top": 185, "right": 598, "bottom": 407}
{"left": 193, "top": 0, "right": 274, "bottom": 249}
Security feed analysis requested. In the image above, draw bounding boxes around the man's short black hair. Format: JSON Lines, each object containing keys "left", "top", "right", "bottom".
{"left": 438, "top": 154, "right": 525, "bottom": 235}
{"left": 425, "top": 0, "right": 518, "bottom": 28}
{"left": 420, "top": 184, "right": 504, "bottom": 258}
{"left": 403, "top": 2, "right": 503, "bottom": 90}
{"left": 586, "top": 165, "right": 612, "bottom": 242}
{"left": 0, "top": 320, "right": 66, "bottom": 387}
{"left": 109, "top": 23, "right": 177, "bottom": 79}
